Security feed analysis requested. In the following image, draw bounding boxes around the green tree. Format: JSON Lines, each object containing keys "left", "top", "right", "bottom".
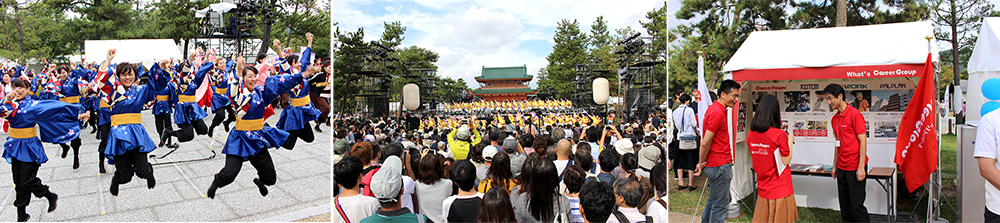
{"left": 46, "top": 0, "right": 146, "bottom": 52}
{"left": 933, "top": 0, "right": 994, "bottom": 86}
{"left": 590, "top": 16, "right": 610, "bottom": 48}
{"left": 642, "top": 4, "right": 667, "bottom": 101}
{"left": 269, "top": 0, "right": 331, "bottom": 59}
{"left": 147, "top": 0, "right": 211, "bottom": 56}
{"left": 0, "top": 0, "right": 75, "bottom": 62}
{"left": 789, "top": 0, "right": 930, "bottom": 29}
{"left": 542, "top": 19, "right": 588, "bottom": 99}
{"left": 379, "top": 21, "right": 406, "bottom": 49}
{"left": 332, "top": 27, "right": 367, "bottom": 113}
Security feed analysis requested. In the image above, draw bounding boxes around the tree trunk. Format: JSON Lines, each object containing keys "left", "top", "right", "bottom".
{"left": 836, "top": 0, "right": 847, "bottom": 27}
{"left": 952, "top": 0, "right": 960, "bottom": 86}
{"left": 256, "top": 0, "right": 279, "bottom": 56}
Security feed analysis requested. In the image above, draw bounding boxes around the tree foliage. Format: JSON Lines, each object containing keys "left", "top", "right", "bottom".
{"left": 671, "top": 0, "right": 929, "bottom": 93}
{"left": 932, "top": 0, "right": 996, "bottom": 86}
{"left": 269, "top": 0, "right": 331, "bottom": 59}
{"left": 0, "top": 0, "right": 76, "bottom": 61}
{"left": 541, "top": 19, "right": 588, "bottom": 99}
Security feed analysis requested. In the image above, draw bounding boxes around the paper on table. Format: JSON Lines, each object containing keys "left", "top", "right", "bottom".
{"left": 775, "top": 148, "right": 787, "bottom": 176}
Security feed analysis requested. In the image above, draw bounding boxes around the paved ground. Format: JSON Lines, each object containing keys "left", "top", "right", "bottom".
{"left": 0, "top": 108, "right": 331, "bottom": 221}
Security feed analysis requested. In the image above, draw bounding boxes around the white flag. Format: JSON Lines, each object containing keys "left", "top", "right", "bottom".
{"left": 697, "top": 54, "right": 712, "bottom": 132}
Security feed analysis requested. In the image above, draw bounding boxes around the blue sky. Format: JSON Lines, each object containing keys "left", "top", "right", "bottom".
{"left": 333, "top": 0, "right": 664, "bottom": 89}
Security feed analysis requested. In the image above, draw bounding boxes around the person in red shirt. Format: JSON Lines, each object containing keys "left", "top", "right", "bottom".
{"left": 747, "top": 94, "right": 798, "bottom": 222}
{"left": 695, "top": 79, "right": 740, "bottom": 223}
{"left": 822, "top": 83, "right": 870, "bottom": 222}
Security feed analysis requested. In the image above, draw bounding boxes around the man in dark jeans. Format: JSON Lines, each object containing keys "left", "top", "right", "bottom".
{"left": 822, "top": 83, "right": 870, "bottom": 222}
{"left": 695, "top": 80, "right": 740, "bottom": 223}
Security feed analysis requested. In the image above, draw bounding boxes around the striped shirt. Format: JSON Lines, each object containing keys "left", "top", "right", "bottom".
{"left": 568, "top": 197, "right": 584, "bottom": 223}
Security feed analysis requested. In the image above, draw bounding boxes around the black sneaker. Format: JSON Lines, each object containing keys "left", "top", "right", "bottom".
{"left": 45, "top": 193, "right": 57, "bottom": 212}
{"left": 207, "top": 182, "right": 218, "bottom": 199}
{"left": 253, "top": 178, "right": 268, "bottom": 197}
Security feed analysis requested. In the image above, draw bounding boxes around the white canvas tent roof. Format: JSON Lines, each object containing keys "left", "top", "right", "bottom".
{"left": 723, "top": 21, "right": 938, "bottom": 73}
{"left": 970, "top": 18, "right": 1000, "bottom": 73}
{"left": 85, "top": 39, "right": 183, "bottom": 68}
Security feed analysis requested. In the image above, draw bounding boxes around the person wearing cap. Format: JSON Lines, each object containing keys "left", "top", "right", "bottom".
{"left": 335, "top": 156, "right": 380, "bottom": 223}
{"left": 637, "top": 139, "right": 662, "bottom": 179}
{"left": 204, "top": 55, "right": 318, "bottom": 199}
{"left": 694, "top": 79, "right": 740, "bottom": 223}
{"left": 475, "top": 144, "right": 495, "bottom": 185}
{"left": 822, "top": 83, "right": 870, "bottom": 222}
{"left": 360, "top": 156, "right": 431, "bottom": 223}
{"left": 503, "top": 136, "right": 527, "bottom": 178}
{"left": 448, "top": 117, "right": 481, "bottom": 161}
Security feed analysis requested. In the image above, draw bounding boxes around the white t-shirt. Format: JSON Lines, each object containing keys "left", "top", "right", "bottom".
{"left": 401, "top": 175, "right": 416, "bottom": 212}
{"left": 554, "top": 159, "right": 570, "bottom": 176}
{"left": 976, "top": 110, "right": 1000, "bottom": 214}
{"left": 605, "top": 206, "right": 645, "bottom": 223}
{"left": 333, "top": 194, "right": 379, "bottom": 223}
{"left": 645, "top": 196, "right": 668, "bottom": 223}
{"left": 441, "top": 192, "right": 485, "bottom": 223}
{"left": 673, "top": 105, "right": 698, "bottom": 139}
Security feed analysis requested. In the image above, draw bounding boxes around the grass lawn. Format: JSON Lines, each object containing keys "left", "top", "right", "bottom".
{"left": 668, "top": 134, "right": 959, "bottom": 222}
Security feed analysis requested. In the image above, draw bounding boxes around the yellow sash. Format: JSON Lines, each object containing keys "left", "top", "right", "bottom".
{"left": 8, "top": 126, "right": 37, "bottom": 139}
{"left": 111, "top": 113, "right": 141, "bottom": 126}
{"left": 290, "top": 97, "right": 310, "bottom": 107}
{"left": 179, "top": 95, "right": 196, "bottom": 103}
{"left": 156, "top": 95, "right": 169, "bottom": 101}
{"left": 235, "top": 118, "right": 264, "bottom": 131}
{"left": 59, "top": 96, "right": 80, "bottom": 104}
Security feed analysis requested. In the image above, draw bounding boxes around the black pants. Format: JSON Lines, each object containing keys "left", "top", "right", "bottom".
{"left": 172, "top": 119, "right": 208, "bottom": 142}
{"left": 154, "top": 113, "right": 174, "bottom": 140}
{"left": 11, "top": 161, "right": 50, "bottom": 207}
{"left": 60, "top": 136, "right": 81, "bottom": 158}
{"left": 213, "top": 149, "right": 276, "bottom": 188}
{"left": 837, "top": 166, "right": 870, "bottom": 223}
{"left": 282, "top": 122, "right": 315, "bottom": 149}
{"left": 209, "top": 105, "right": 237, "bottom": 131}
{"left": 112, "top": 148, "right": 153, "bottom": 185}
{"left": 98, "top": 123, "right": 110, "bottom": 157}
{"left": 987, "top": 206, "right": 1000, "bottom": 223}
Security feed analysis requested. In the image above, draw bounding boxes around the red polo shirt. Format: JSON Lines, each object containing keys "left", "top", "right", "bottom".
{"left": 704, "top": 102, "right": 731, "bottom": 167}
{"left": 748, "top": 127, "right": 794, "bottom": 199}
{"left": 832, "top": 105, "right": 868, "bottom": 171}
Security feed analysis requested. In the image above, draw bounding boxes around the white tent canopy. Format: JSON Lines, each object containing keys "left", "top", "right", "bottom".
{"left": 195, "top": 2, "right": 238, "bottom": 18}
{"left": 967, "top": 17, "right": 1000, "bottom": 122}
{"left": 85, "top": 39, "right": 183, "bottom": 68}
{"left": 720, "top": 21, "right": 938, "bottom": 214}
{"left": 723, "top": 21, "right": 937, "bottom": 73}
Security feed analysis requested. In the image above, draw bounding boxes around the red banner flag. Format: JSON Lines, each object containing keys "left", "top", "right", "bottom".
{"left": 894, "top": 53, "right": 938, "bottom": 192}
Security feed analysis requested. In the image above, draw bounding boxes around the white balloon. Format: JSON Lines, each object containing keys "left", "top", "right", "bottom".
{"left": 403, "top": 83, "right": 420, "bottom": 111}
{"left": 593, "top": 78, "right": 610, "bottom": 105}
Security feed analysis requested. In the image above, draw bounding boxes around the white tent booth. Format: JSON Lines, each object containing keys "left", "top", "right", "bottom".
{"left": 958, "top": 17, "right": 1000, "bottom": 222}
{"left": 721, "top": 21, "right": 937, "bottom": 217}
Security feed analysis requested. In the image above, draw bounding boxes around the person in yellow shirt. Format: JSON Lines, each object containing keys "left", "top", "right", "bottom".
{"left": 448, "top": 117, "right": 482, "bottom": 160}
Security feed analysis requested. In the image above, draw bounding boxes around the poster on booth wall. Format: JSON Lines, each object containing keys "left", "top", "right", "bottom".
{"left": 745, "top": 80, "right": 914, "bottom": 143}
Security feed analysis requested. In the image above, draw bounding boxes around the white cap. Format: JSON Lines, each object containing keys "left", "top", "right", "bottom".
{"left": 370, "top": 156, "right": 403, "bottom": 202}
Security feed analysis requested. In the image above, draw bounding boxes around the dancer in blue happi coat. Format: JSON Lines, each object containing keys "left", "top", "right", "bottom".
{"left": 1, "top": 78, "right": 88, "bottom": 221}
{"left": 91, "top": 49, "right": 169, "bottom": 196}
{"left": 158, "top": 53, "right": 211, "bottom": 145}
{"left": 277, "top": 33, "right": 320, "bottom": 150}
{"left": 153, "top": 63, "right": 179, "bottom": 149}
{"left": 53, "top": 65, "right": 90, "bottom": 170}
{"left": 206, "top": 55, "right": 318, "bottom": 198}
{"left": 206, "top": 56, "right": 237, "bottom": 137}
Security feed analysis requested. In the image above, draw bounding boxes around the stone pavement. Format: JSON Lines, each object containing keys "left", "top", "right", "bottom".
{"left": 0, "top": 108, "right": 331, "bottom": 221}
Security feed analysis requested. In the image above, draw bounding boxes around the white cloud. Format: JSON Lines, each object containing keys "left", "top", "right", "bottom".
{"left": 433, "top": 6, "right": 524, "bottom": 52}
{"left": 334, "top": 0, "right": 664, "bottom": 89}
